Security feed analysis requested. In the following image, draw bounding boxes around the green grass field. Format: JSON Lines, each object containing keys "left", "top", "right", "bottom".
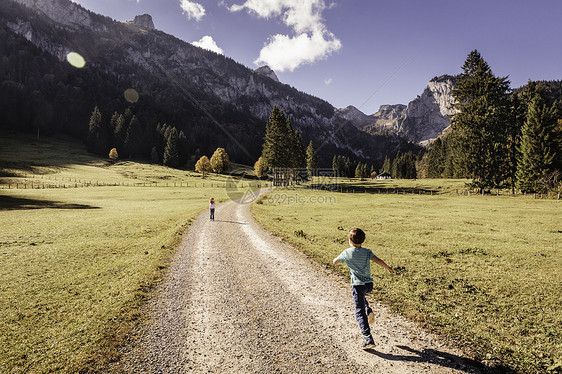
{"left": 2, "top": 133, "right": 560, "bottom": 373}
{"left": 252, "top": 186, "right": 561, "bottom": 373}
{"left": 0, "top": 134, "right": 266, "bottom": 373}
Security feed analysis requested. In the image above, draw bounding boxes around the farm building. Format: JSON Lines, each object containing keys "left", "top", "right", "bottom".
{"left": 377, "top": 172, "right": 392, "bottom": 180}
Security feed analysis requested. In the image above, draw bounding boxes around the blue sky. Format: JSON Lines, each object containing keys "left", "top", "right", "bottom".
{"left": 71, "top": 0, "right": 561, "bottom": 115}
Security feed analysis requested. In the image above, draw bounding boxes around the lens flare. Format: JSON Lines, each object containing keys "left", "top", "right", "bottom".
{"left": 124, "top": 88, "right": 139, "bottom": 103}
{"left": 66, "top": 52, "right": 86, "bottom": 68}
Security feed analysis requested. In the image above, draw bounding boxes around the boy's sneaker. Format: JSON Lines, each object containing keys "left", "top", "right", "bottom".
{"left": 361, "top": 335, "right": 375, "bottom": 350}
{"left": 367, "top": 310, "right": 375, "bottom": 325}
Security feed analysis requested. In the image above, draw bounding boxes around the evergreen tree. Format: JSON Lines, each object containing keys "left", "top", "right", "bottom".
{"left": 427, "top": 138, "right": 445, "bottom": 178}
{"left": 113, "top": 113, "right": 127, "bottom": 150}
{"left": 344, "top": 157, "right": 354, "bottom": 178}
{"left": 332, "top": 155, "right": 339, "bottom": 176}
{"left": 306, "top": 141, "right": 319, "bottom": 176}
{"left": 109, "top": 111, "right": 120, "bottom": 135}
{"left": 450, "top": 50, "right": 511, "bottom": 189}
{"left": 515, "top": 95, "right": 560, "bottom": 192}
{"left": 87, "top": 106, "right": 103, "bottom": 153}
{"left": 262, "top": 106, "right": 293, "bottom": 168}
{"left": 380, "top": 155, "right": 392, "bottom": 174}
{"left": 151, "top": 146, "right": 159, "bottom": 164}
{"left": 362, "top": 163, "right": 369, "bottom": 178}
{"left": 124, "top": 115, "right": 142, "bottom": 158}
{"left": 178, "top": 130, "right": 189, "bottom": 166}
{"left": 291, "top": 129, "right": 306, "bottom": 168}
{"left": 393, "top": 152, "right": 417, "bottom": 179}
{"left": 163, "top": 127, "right": 179, "bottom": 167}
{"left": 355, "top": 162, "right": 363, "bottom": 178}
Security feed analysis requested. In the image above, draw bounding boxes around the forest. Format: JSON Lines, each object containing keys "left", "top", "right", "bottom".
{"left": 423, "top": 51, "right": 562, "bottom": 193}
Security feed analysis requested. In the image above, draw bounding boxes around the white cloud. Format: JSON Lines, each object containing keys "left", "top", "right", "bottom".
{"left": 324, "top": 77, "right": 332, "bottom": 85}
{"left": 230, "top": 0, "right": 341, "bottom": 72}
{"left": 192, "top": 36, "right": 224, "bottom": 55}
{"left": 179, "top": 0, "right": 206, "bottom": 21}
{"left": 255, "top": 31, "right": 340, "bottom": 72}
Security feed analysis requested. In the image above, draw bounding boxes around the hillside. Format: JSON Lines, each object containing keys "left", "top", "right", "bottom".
{"left": 0, "top": 0, "right": 419, "bottom": 167}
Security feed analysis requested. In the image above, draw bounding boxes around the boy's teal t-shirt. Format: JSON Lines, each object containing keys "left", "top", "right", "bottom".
{"left": 336, "top": 247, "right": 375, "bottom": 285}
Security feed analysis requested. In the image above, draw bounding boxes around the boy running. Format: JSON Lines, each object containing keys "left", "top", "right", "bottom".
{"left": 333, "top": 227, "right": 393, "bottom": 349}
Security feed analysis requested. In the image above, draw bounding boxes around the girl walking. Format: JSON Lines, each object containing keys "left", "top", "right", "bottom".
{"left": 209, "top": 197, "right": 215, "bottom": 221}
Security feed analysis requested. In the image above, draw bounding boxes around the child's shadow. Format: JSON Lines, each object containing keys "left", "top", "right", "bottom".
{"left": 365, "top": 345, "right": 513, "bottom": 374}
{"left": 212, "top": 219, "right": 247, "bottom": 225}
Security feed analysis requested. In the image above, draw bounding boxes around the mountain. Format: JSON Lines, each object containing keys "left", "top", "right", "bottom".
{"left": 363, "top": 104, "right": 407, "bottom": 134}
{"left": 254, "top": 66, "right": 280, "bottom": 83}
{"left": 0, "top": 0, "right": 418, "bottom": 166}
{"left": 345, "top": 75, "right": 457, "bottom": 145}
{"left": 334, "top": 106, "right": 374, "bottom": 128}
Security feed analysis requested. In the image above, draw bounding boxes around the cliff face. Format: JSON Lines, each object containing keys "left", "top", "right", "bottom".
{"left": 399, "top": 76, "right": 457, "bottom": 145}
{"left": 133, "top": 14, "right": 155, "bottom": 31}
{"left": 253, "top": 66, "right": 280, "bottom": 83}
{"left": 362, "top": 104, "right": 407, "bottom": 135}
{"left": 348, "top": 75, "right": 457, "bottom": 145}
{"left": 10, "top": 0, "right": 106, "bottom": 31}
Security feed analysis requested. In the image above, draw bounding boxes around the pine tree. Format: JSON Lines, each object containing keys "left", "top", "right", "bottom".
{"left": 427, "top": 138, "right": 445, "bottom": 178}
{"left": 291, "top": 129, "right": 306, "bottom": 168}
{"left": 113, "top": 114, "right": 127, "bottom": 150}
{"left": 124, "top": 115, "right": 142, "bottom": 158}
{"left": 515, "top": 95, "right": 560, "bottom": 192}
{"left": 343, "top": 157, "right": 353, "bottom": 178}
{"left": 332, "top": 155, "right": 339, "bottom": 176}
{"left": 306, "top": 141, "right": 318, "bottom": 176}
{"left": 381, "top": 156, "right": 392, "bottom": 174}
{"left": 362, "top": 163, "right": 369, "bottom": 178}
{"left": 355, "top": 162, "right": 363, "bottom": 178}
{"left": 151, "top": 146, "right": 159, "bottom": 164}
{"left": 87, "top": 106, "right": 103, "bottom": 153}
{"left": 262, "top": 106, "right": 293, "bottom": 168}
{"left": 450, "top": 50, "right": 511, "bottom": 189}
{"left": 163, "top": 127, "right": 179, "bottom": 167}
{"left": 178, "top": 130, "right": 188, "bottom": 166}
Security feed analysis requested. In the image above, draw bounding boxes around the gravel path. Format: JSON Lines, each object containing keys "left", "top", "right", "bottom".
{"left": 113, "top": 199, "right": 489, "bottom": 373}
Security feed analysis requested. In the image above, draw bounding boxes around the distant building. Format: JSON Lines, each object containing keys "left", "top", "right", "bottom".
{"left": 377, "top": 172, "right": 392, "bottom": 180}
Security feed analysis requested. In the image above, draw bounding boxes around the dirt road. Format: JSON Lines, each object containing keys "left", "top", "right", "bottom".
{"left": 115, "top": 199, "right": 490, "bottom": 373}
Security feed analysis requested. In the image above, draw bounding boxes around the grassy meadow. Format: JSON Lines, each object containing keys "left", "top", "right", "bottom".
{"left": 0, "top": 134, "right": 265, "bottom": 373}
{"left": 252, "top": 186, "right": 561, "bottom": 373}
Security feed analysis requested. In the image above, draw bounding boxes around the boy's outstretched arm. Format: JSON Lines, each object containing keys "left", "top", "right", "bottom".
{"left": 371, "top": 255, "right": 393, "bottom": 273}
{"left": 333, "top": 258, "right": 341, "bottom": 265}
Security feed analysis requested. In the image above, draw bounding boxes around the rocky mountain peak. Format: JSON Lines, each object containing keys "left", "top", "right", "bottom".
{"left": 254, "top": 66, "right": 280, "bottom": 83}
{"left": 345, "top": 77, "right": 458, "bottom": 145}
{"left": 133, "top": 14, "right": 154, "bottom": 30}
{"left": 335, "top": 105, "right": 372, "bottom": 128}
{"left": 10, "top": 0, "right": 106, "bottom": 31}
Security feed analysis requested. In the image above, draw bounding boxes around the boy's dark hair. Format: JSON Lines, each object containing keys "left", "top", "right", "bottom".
{"left": 348, "top": 227, "right": 365, "bottom": 245}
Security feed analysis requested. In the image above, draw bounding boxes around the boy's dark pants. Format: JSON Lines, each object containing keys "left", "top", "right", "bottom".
{"left": 352, "top": 282, "right": 373, "bottom": 337}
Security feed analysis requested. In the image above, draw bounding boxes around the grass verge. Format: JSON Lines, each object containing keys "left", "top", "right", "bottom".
{"left": 0, "top": 134, "right": 252, "bottom": 373}
{"left": 251, "top": 186, "right": 561, "bottom": 373}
